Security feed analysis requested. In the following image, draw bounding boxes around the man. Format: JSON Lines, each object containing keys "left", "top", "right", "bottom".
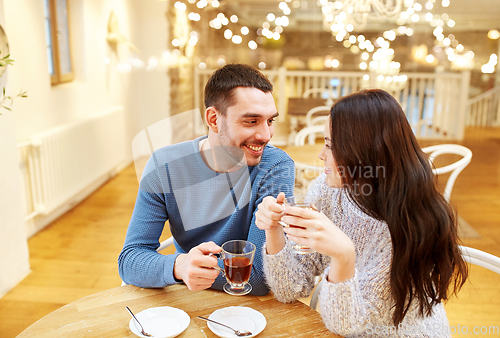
{"left": 118, "top": 64, "right": 294, "bottom": 295}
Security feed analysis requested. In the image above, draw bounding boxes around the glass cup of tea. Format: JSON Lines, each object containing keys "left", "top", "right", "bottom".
{"left": 214, "top": 240, "right": 256, "bottom": 296}
{"left": 279, "top": 195, "right": 323, "bottom": 254}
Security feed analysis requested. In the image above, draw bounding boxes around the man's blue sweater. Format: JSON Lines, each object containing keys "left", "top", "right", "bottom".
{"left": 118, "top": 136, "right": 294, "bottom": 295}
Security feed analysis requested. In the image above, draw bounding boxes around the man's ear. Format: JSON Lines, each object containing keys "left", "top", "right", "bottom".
{"left": 205, "top": 107, "right": 219, "bottom": 133}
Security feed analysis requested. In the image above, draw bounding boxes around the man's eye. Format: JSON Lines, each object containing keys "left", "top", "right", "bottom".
{"left": 246, "top": 120, "right": 257, "bottom": 125}
{"left": 268, "top": 118, "right": 275, "bottom": 125}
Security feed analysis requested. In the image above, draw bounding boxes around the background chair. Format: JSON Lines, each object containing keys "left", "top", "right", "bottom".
{"left": 157, "top": 237, "right": 174, "bottom": 252}
{"left": 305, "top": 105, "right": 330, "bottom": 129}
{"left": 309, "top": 246, "right": 500, "bottom": 310}
{"left": 294, "top": 125, "right": 325, "bottom": 147}
{"left": 459, "top": 245, "right": 500, "bottom": 274}
{"left": 294, "top": 163, "right": 323, "bottom": 195}
{"left": 422, "top": 144, "right": 473, "bottom": 201}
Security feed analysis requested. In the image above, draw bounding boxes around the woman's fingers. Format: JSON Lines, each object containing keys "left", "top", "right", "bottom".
{"left": 283, "top": 205, "right": 319, "bottom": 219}
{"left": 281, "top": 214, "right": 319, "bottom": 229}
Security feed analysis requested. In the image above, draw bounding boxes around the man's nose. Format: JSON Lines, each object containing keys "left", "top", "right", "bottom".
{"left": 255, "top": 123, "right": 272, "bottom": 142}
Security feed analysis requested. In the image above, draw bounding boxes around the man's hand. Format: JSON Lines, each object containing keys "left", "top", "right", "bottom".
{"left": 173, "top": 241, "right": 222, "bottom": 291}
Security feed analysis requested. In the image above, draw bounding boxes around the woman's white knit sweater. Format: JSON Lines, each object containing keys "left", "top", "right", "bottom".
{"left": 263, "top": 173, "right": 450, "bottom": 337}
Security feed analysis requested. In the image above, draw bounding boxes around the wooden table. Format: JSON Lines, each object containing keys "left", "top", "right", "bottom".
{"left": 287, "top": 98, "right": 328, "bottom": 117}
{"left": 17, "top": 284, "right": 341, "bottom": 337}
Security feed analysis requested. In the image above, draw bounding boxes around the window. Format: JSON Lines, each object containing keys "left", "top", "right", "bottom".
{"left": 44, "top": 0, "right": 74, "bottom": 85}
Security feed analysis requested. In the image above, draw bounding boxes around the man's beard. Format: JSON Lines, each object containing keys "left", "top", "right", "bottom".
{"left": 214, "top": 119, "right": 247, "bottom": 171}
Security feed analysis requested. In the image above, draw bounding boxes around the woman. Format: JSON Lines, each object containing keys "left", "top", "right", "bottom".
{"left": 256, "top": 89, "right": 468, "bottom": 337}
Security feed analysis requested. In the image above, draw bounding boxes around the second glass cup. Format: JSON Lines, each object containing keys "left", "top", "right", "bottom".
{"left": 213, "top": 240, "right": 256, "bottom": 296}
{"left": 279, "top": 195, "right": 323, "bottom": 254}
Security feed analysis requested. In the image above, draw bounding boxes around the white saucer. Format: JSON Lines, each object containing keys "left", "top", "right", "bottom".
{"left": 129, "top": 306, "right": 190, "bottom": 338}
{"left": 207, "top": 306, "right": 266, "bottom": 338}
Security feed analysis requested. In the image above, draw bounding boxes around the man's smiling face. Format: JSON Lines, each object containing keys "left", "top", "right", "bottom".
{"left": 217, "top": 86, "right": 278, "bottom": 167}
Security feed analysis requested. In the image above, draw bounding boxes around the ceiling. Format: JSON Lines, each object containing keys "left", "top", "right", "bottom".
{"left": 221, "top": 0, "right": 500, "bottom": 33}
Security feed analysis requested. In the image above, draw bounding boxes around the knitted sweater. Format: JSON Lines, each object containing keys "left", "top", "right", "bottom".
{"left": 118, "top": 136, "right": 295, "bottom": 295}
{"left": 263, "top": 173, "right": 451, "bottom": 337}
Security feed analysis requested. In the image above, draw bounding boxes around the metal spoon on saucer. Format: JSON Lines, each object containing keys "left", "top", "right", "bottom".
{"left": 126, "top": 306, "right": 153, "bottom": 337}
{"left": 198, "top": 316, "right": 252, "bottom": 337}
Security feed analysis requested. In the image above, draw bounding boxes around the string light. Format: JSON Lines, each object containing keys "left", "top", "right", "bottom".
{"left": 488, "top": 30, "right": 500, "bottom": 40}
{"left": 163, "top": 0, "right": 482, "bottom": 71}
{"left": 481, "top": 54, "right": 498, "bottom": 73}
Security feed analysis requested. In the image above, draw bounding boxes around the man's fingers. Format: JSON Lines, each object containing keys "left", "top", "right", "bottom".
{"left": 183, "top": 265, "right": 220, "bottom": 287}
{"left": 192, "top": 253, "right": 219, "bottom": 269}
{"left": 196, "top": 241, "right": 222, "bottom": 255}
{"left": 184, "top": 276, "right": 218, "bottom": 291}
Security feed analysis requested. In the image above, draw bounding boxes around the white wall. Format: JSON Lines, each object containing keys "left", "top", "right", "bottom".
{"left": 5, "top": 0, "right": 129, "bottom": 141}
{"left": 0, "top": 0, "right": 169, "bottom": 296}
{"left": 4, "top": 0, "right": 169, "bottom": 144}
{"left": 0, "top": 0, "right": 30, "bottom": 299}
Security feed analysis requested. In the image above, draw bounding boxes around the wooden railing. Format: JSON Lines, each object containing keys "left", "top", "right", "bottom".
{"left": 466, "top": 86, "right": 500, "bottom": 127}
{"left": 194, "top": 67, "right": 470, "bottom": 141}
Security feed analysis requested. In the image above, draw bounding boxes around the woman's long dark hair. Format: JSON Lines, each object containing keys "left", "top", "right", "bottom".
{"left": 328, "top": 89, "right": 468, "bottom": 326}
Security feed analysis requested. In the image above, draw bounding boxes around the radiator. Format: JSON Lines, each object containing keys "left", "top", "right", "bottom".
{"left": 18, "top": 106, "right": 127, "bottom": 221}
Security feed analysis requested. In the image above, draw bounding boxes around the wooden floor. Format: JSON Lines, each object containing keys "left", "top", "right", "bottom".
{"left": 1, "top": 127, "right": 499, "bottom": 337}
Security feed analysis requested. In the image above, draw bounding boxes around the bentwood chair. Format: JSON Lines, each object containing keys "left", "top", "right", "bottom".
{"left": 305, "top": 106, "right": 330, "bottom": 129}
{"left": 309, "top": 246, "right": 500, "bottom": 310}
{"left": 294, "top": 125, "right": 325, "bottom": 147}
{"left": 421, "top": 144, "right": 473, "bottom": 201}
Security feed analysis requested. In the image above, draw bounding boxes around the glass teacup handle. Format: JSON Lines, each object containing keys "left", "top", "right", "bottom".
{"left": 208, "top": 252, "right": 225, "bottom": 276}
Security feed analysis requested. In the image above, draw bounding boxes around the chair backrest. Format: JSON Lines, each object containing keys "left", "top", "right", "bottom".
{"left": 294, "top": 125, "right": 325, "bottom": 146}
{"left": 294, "top": 163, "right": 323, "bottom": 195}
{"left": 421, "top": 144, "right": 472, "bottom": 201}
{"left": 157, "top": 237, "right": 175, "bottom": 252}
{"left": 305, "top": 106, "right": 331, "bottom": 127}
{"left": 309, "top": 245, "right": 500, "bottom": 310}
{"left": 459, "top": 245, "right": 500, "bottom": 274}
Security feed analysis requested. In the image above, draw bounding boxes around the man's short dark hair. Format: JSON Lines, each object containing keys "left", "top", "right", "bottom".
{"left": 204, "top": 64, "right": 273, "bottom": 115}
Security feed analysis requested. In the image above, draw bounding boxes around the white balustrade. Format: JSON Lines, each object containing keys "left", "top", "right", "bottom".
{"left": 194, "top": 67, "right": 471, "bottom": 142}
{"left": 466, "top": 87, "right": 500, "bottom": 127}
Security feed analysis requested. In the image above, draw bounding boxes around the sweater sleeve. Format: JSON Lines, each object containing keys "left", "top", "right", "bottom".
{"left": 318, "top": 221, "right": 392, "bottom": 336}
{"left": 263, "top": 239, "right": 331, "bottom": 302}
{"left": 118, "top": 155, "right": 181, "bottom": 287}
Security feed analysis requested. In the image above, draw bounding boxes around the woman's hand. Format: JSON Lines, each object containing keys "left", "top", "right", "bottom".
{"left": 281, "top": 206, "right": 356, "bottom": 283}
{"left": 255, "top": 192, "right": 286, "bottom": 255}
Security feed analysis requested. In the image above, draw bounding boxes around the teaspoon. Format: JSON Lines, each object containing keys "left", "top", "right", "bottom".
{"left": 198, "top": 316, "right": 252, "bottom": 337}
{"left": 126, "top": 306, "right": 153, "bottom": 337}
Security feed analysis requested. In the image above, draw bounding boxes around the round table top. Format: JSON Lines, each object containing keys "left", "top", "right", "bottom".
{"left": 17, "top": 284, "right": 341, "bottom": 337}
